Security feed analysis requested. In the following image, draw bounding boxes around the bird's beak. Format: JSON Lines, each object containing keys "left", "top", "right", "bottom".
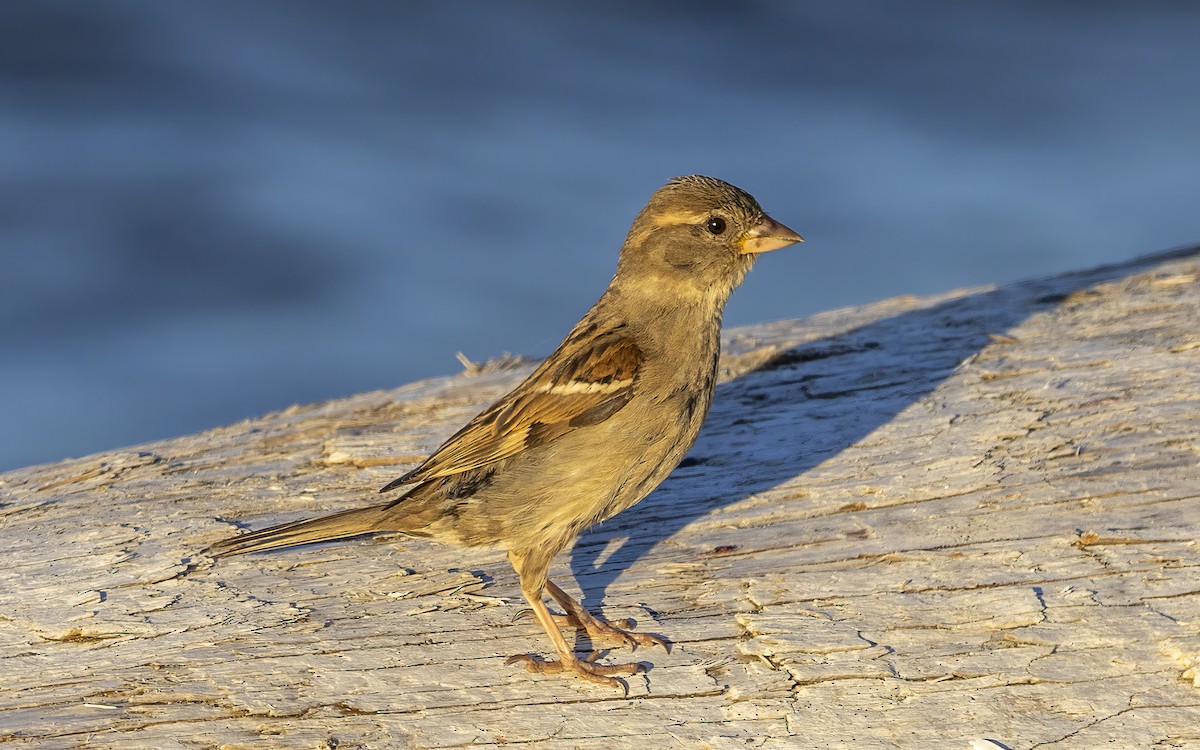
{"left": 739, "top": 215, "right": 805, "bottom": 255}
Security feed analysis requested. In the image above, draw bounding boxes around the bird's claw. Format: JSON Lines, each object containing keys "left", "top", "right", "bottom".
{"left": 512, "top": 607, "right": 534, "bottom": 623}
{"left": 551, "top": 609, "right": 670, "bottom": 653}
{"left": 506, "top": 652, "right": 644, "bottom": 691}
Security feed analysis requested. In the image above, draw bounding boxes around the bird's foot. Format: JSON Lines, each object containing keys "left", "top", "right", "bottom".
{"left": 549, "top": 607, "right": 670, "bottom": 652}
{"left": 505, "top": 652, "right": 645, "bottom": 690}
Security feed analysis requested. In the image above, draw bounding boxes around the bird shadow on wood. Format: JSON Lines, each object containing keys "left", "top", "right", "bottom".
{"left": 564, "top": 246, "right": 1196, "bottom": 634}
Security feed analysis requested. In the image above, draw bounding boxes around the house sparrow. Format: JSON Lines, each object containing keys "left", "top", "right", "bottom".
{"left": 211, "top": 175, "right": 804, "bottom": 688}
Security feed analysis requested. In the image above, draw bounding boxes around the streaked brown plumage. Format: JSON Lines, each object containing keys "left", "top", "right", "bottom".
{"left": 210, "top": 175, "right": 804, "bottom": 687}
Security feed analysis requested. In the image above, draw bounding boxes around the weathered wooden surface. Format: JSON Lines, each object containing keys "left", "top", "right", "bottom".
{"left": 3, "top": 247, "right": 1199, "bottom": 749}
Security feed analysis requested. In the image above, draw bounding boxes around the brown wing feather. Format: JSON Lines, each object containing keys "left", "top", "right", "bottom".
{"left": 380, "top": 331, "right": 641, "bottom": 491}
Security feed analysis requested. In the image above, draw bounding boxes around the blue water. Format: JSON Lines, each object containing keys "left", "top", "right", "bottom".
{"left": 2, "top": 2, "right": 1198, "bottom": 472}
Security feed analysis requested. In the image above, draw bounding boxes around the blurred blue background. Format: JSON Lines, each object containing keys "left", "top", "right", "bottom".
{"left": 2, "top": 1, "right": 1198, "bottom": 472}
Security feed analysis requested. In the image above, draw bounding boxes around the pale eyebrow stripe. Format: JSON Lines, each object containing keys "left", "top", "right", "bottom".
{"left": 652, "top": 209, "right": 709, "bottom": 225}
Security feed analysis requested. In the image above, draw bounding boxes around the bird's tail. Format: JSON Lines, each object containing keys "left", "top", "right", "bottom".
{"left": 209, "top": 503, "right": 395, "bottom": 558}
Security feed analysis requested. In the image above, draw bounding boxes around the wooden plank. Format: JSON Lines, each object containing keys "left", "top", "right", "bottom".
{"left": 2, "top": 246, "right": 1198, "bottom": 749}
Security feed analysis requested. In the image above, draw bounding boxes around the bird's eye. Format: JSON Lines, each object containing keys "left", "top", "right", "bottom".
{"left": 706, "top": 216, "right": 726, "bottom": 235}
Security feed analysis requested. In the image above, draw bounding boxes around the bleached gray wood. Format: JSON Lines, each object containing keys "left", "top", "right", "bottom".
{"left": 2, "top": 246, "right": 1198, "bottom": 749}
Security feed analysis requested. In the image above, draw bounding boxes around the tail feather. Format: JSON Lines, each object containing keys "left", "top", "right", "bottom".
{"left": 209, "top": 503, "right": 393, "bottom": 558}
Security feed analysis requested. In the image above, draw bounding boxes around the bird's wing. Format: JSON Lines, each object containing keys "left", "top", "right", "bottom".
{"left": 380, "top": 330, "right": 642, "bottom": 490}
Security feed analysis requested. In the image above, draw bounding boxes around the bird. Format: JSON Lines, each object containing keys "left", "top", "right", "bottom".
{"left": 210, "top": 175, "right": 804, "bottom": 688}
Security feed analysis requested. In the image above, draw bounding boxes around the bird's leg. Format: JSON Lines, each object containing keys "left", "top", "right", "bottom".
{"left": 505, "top": 550, "right": 646, "bottom": 689}
{"left": 545, "top": 580, "right": 669, "bottom": 652}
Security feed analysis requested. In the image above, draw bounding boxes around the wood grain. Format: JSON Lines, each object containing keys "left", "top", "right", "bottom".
{"left": 3, "top": 246, "right": 1198, "bottom": 749}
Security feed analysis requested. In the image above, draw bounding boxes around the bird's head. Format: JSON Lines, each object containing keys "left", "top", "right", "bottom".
{"left": 614, "top": 175, "right": 803, "bottom": 303}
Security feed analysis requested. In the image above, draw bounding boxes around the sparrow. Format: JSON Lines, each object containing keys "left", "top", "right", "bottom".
{"left": 210, "top": 175, "right": 804, "bottom": 688}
